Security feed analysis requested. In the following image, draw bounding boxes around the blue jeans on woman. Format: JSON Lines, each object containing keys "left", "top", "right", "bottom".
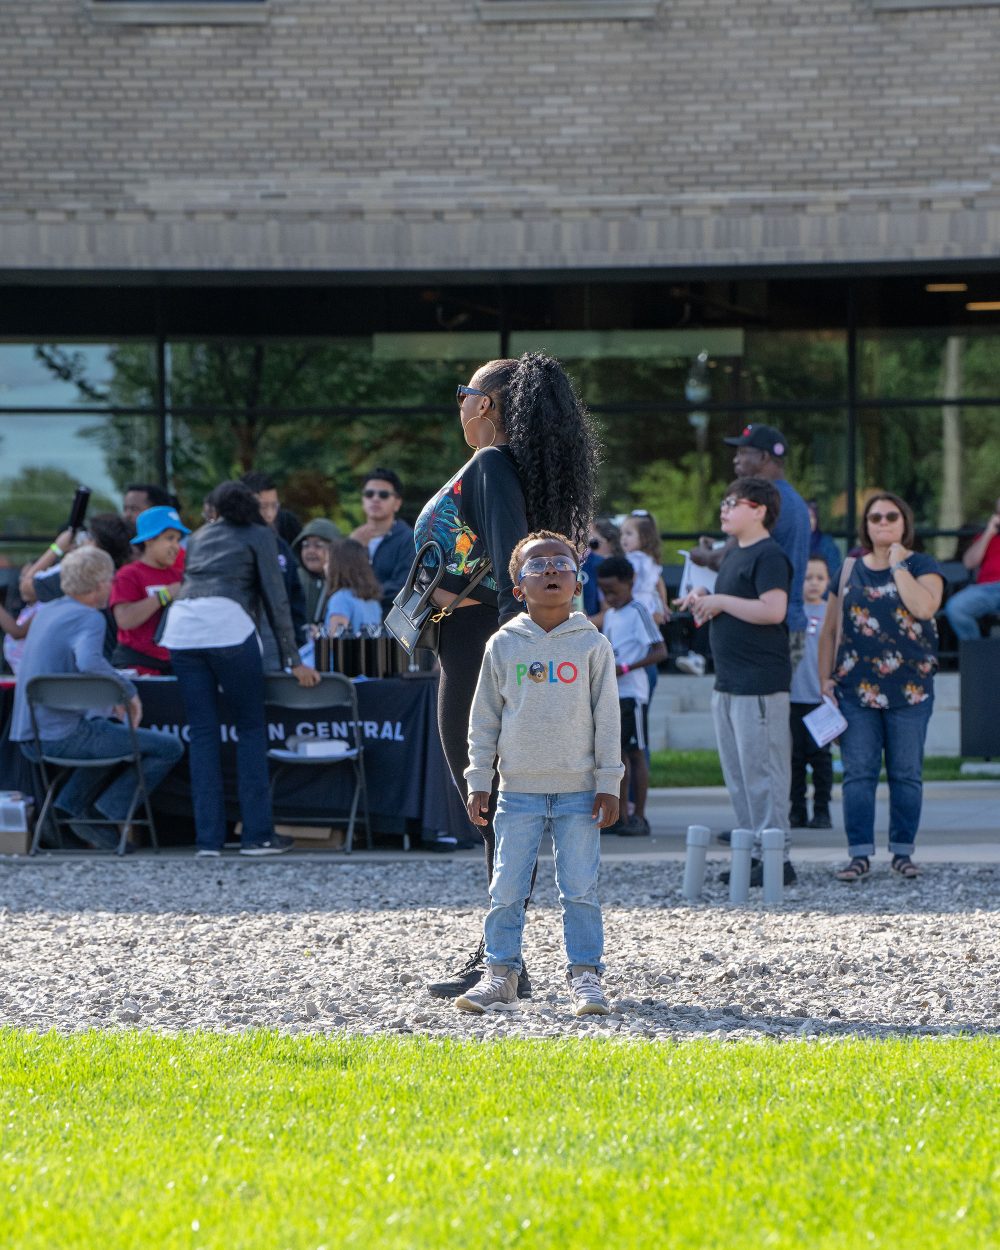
{"left": 485, "top": 790, "right": 604, "bottom": 974}
{"left": 839, "top": 697, "right": 933, "bottom": 858}
{"left": 171, "top": 635, "right": 275, "bottom": 851}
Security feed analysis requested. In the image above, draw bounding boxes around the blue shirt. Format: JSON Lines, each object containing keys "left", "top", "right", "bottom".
{"left": 324, "top": 589, "right": 383, "bottom": 635}
{"left": 773, "top": 479, "right": 810, "bottom": 633}
{"left": 10, "top": 597, "right": 136, "bottom": 742}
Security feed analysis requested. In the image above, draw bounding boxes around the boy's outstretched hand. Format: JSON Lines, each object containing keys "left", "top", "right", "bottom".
{"left": 467, "top": 791, "right": 490, "bottom": 826}
{"left": 592, "top": 793, "right": 619, "bottom": 828}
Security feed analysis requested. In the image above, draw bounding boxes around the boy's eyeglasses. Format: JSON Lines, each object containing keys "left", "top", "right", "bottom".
{"left": 456, "top": 385, "right": 496, "bottom": 409}
{"left": 518, "top": 555, "right": 578, "bottom": 580}
{"left": 720, "top": 496, "right": 757, "bottom": 511}
{"left": 363, "top": 489, "right": 395, "bottom": 500}
{"left": 867, "top": 509, "right": 901, "bottom": 525}
{"left": 588, "top": 537, "right": 601, "bottom": 549}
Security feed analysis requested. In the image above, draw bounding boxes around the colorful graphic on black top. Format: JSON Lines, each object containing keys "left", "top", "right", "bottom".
{"left": 413, "top": 463, "right": 498, "bottom": 592}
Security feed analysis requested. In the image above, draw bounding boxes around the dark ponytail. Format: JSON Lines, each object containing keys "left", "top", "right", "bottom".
{"left": 209, "top": 481, "right": 266, "bottom": 526}
{"left": 477, "top": 352, "right": 600, "bottom": 544}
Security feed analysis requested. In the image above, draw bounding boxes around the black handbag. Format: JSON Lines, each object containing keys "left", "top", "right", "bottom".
{"left": 384, "top": 540, "right": 492, "bottom": 657}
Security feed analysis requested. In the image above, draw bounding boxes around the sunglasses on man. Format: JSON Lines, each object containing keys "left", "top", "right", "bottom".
{"left": 363, "top": 488, "right": 396, "bottom": 500}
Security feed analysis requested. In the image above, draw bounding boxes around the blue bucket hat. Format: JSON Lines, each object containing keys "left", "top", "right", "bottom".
{"left": 131, "top": 505, "right": 191, "bottom": 545}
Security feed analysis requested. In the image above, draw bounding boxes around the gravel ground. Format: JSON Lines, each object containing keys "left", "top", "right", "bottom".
{"left": 1, "top": 856, "right": 997, "bottom": 1042}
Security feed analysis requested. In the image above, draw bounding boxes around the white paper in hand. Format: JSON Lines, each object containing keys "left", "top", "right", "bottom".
{"left": 803, "top": 696, "right": 848, "bottom": 748}
{"left": 677, "top": 550, "right": 718, "bottom": 597}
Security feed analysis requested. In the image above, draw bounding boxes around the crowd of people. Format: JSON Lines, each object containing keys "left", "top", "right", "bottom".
{"left": 1, "top": 353, "right": 995, "bottom": 1018}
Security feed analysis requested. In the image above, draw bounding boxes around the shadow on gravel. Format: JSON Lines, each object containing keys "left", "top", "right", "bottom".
{"left": 622, "top": 1002, "right": 1000, "bottom": 1041}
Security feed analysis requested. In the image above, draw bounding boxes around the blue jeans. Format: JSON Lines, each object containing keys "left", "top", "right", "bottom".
{"left": 944, "top": 581, "right": 1000, "bottom": 641}
{"left": 485, "top": 791, "right": 604, "bottom": 974}
{"left": 21, "top": 717, "right": 183, "bottom": 822}
{"left": 171, "top": 636, "right": 275, "bottom": 851}
{"left": 839, "top": 697, "right": 933, "bottom": 857}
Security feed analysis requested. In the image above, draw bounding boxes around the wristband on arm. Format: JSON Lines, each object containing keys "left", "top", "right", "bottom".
{"left": 49, "top": 542, "right": 64, "bottom": 558}
{"left": 620, "top": 662, "right": 630, "bottom": 674}
{"left": 157, "top": 588, "right": 173, "bottom": 607}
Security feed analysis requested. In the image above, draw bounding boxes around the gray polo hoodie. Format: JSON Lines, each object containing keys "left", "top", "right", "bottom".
{"left": 465, "top": 611, "right": 625, "bottom": 796}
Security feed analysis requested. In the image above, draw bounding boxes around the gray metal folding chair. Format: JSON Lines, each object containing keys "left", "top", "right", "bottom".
{"left": 25, "top": 673, "right": 159, "bottom": 856}
{"left": 264, "top": 673, "right": 372, "bottom": 854}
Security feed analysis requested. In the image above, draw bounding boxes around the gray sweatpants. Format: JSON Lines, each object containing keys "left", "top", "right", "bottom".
{"left": 712, "top": 690, "right": 792, "bottom": 857}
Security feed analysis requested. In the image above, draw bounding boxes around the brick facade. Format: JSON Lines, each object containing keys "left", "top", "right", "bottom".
{"left": 2, "top": 0, "right": 998, "bottom": 271}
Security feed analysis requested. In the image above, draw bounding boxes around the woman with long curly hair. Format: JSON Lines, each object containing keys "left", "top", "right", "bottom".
{"left": 415, "top": 352, "right": 600, "bottom": 1000}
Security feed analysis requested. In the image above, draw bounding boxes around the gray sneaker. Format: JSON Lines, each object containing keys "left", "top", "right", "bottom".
{"left": 568, "top": 967, "right": 611, "bottom": 1017}
{"left": 455, "top": 965, "right": 519, "bottom": 1014}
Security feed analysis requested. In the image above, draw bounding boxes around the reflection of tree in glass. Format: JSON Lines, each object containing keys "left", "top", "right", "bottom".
{"left": 0, "top": 465, "right": 117, "bottom": 535}
{"left": 35, "top": 343, "right": 472, "bottom": 527}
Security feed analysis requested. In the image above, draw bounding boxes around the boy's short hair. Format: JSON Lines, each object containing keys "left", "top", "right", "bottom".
{"left": 807, "top": 555, "right": 830, "bottom": 573}
{"left": 362, "top": 467, "right": 403, "bottom": 496}
{"left": 508, "top": 530, "right": 578, "bottom": 582}
{"left": 726, "top": 477, "right": 781, "bottom": 531}
{"left": 596, "top": 555, "right": 634, "bottom": 583}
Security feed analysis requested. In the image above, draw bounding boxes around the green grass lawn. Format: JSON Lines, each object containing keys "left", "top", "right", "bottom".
{"left": 2, "top": 1031, "right": 996, "bottom": 1249}
{"left": 649, "top": 751, "right": 975, "bottom": 788}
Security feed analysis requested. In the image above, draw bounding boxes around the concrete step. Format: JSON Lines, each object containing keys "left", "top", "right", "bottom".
{"left": 648, "top": 670, "right": 963, "bottom": 755}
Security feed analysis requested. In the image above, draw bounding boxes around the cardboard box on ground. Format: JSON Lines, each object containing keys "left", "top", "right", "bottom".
{"left": 235, "top": 822, "right": 346, "bottom": 849}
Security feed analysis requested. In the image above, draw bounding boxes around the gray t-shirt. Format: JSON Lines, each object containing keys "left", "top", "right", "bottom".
{"left": 790, "top": 599, "right": 827, "bottom": 704}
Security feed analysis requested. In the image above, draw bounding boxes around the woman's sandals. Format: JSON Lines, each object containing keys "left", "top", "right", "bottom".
{"left": 890, "top": 854, "right": 920, "bottom": 879}
{"left": 835, "top": 856, "right": 871, "bottom": 883}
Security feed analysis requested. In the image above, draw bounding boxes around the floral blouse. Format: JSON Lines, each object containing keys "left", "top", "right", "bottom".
{"left": 834, "top": 554, "right": 943, "bottom": 709}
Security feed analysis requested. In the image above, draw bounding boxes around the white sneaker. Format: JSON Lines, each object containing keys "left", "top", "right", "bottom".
{"left": 675, "top": 651, "right": 706, "bottom": 677}
{"left": 456, "top": 966, "right": 519, "bottom": 1013}
{"left": 195, "top": 848, "right": 221, "bottom": 858}
{"left": 568, "top": 968, "right": 611, "bottom": 1017}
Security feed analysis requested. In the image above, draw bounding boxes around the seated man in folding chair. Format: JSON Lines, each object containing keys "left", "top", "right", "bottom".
{"left": 10, "top": 546, "right": 183, "bottom": 850}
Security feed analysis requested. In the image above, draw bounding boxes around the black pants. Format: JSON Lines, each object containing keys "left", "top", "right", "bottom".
{"left": 790, "top": 701, "right": 834, "bottom": 815}
{"left": 437, "top": 603, "right": 537, "bottom": 897}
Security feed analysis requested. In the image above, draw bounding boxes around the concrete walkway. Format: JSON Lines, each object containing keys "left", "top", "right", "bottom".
{"left": 611, "top": 781, "right": 1000, "bottom": 865}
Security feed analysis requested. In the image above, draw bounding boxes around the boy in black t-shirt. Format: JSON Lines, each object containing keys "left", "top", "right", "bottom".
{"left": 678, "top": 477, "right": 796, "bottom": 885}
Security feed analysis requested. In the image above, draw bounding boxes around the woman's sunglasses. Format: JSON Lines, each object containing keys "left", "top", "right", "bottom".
{"left": 456, "top": 384, "right": 495, "bottom": 409}
{"left": 868, "top": 510, "right": 901, "bottom": 525}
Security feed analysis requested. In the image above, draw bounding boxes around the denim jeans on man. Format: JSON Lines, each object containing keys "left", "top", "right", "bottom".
{"left": 171, "top": 634, "right": 276, "bottom": 851}
{"left": 944, "top": 581, "right": 1000, "bottom": 641}
{"left": 839, "top": 697, "right": 933, "bottom": 858}
{"left": 485, "top": 790, "right": 604, "bottom": 974}
{"left": 21, "top": 718, "right": 182, "bottom": 827}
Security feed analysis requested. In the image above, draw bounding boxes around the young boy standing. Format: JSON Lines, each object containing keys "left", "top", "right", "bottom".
{"left": 460, "top": 531, "right": 624, "bottom": 1017}
{"left": 789, "top": 555, "right": 834, "bottom": 828}
{"left": 596, "top": 555, "right": 667, "bottom": 837}
{"left": 679, "top": 477, "right": 796, "bottom": 885}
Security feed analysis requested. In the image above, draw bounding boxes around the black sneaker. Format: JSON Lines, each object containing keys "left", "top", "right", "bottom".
{"left": 719, "top": 858, "right": 797, "bottom": 887}
{"left": 427, "top": 939, "right": 486, "bottom": 999}
{"left": 427, "top": 941, "right": 533, "bottom": 1000}
{"left": 808, "top": 808, "right": 833, "bottom": 829}
{"left": 789, "top": 808, "right": 809, "bottom": 828}
{"left": 717, "top": 830, "right": 732, "bottom": 845}
{"left": 239, "top": 833, "right": 295, "bottom": 856}
{"left": 618, "top": 815, "right": 651, "bottom": 837}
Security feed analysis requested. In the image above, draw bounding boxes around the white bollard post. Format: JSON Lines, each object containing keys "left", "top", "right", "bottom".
{"left": 682, "top": 824, "right": 711, "bottom": 901}
{"left": 761, "top": 827, "right": 785, "bottom": 905}
{"left": 728, "top": 829, "right": 754, "bottom": 904}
